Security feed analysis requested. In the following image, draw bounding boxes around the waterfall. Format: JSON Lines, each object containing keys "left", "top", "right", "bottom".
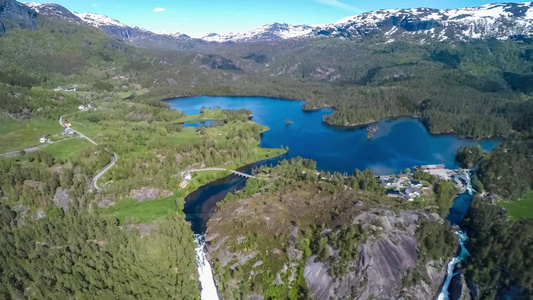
{"left": 437, "top": 229, "right": 471, "bottom": 300}
{"left": 437, "top": 172, "right": 474, "bottom": 300}
{"left": 194, "top": 234, "right": 219, "bottom": 300}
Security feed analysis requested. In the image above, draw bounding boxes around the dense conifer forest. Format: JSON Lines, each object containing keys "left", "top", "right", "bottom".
{"left": 463, "top": 197, "right": 533, "bottom": 299}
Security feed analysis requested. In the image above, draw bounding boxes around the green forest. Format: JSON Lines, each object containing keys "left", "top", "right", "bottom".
{"left": 463, "top": 197, "right": 533, "bottom": 299}
{"left": 0, "top": 2, "right": 532, "bottom": 299}
{"left": 0, "top": 204, "right": 199, "bottom": 299}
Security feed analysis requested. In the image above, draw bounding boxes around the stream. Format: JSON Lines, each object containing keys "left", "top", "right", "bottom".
{"left": 437, "top": 172, "right": 475, "bottom": 300}
{"left": 168, "top": 96, "right": 497, "bottom": 299}
{"left": 185, "top": 157, "right": 283, "bottom": 299}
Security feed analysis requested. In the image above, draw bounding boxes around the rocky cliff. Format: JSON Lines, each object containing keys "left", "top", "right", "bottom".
{"left": 206, "top": 182, "right": 454, "bottom": 299}
{"left": 0, "top": 0, "right": 37, "bottom": 37}
{"left": 304, "top": 209, "right": 447, "bottom": 299}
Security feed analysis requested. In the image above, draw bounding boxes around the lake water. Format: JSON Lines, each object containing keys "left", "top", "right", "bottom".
{"left": 168, "top": 96, "right": 498, "bottom": 176}
{"left": 168, "top": 96, "right": 498, "bottom": 300}
{"left": 169, "top": 95, "right": 499, "bottom": 234}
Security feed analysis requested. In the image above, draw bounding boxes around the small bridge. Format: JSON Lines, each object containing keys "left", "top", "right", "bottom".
{"left": 183, "top": 168, "right": 255, "bottom": 179}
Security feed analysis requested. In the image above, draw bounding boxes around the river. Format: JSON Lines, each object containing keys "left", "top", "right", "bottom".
{"left": 167, "top": 96, "right": 498, "bottom": 299}
{"left": 438, "top": 172, "right": 476, "bottom": 300}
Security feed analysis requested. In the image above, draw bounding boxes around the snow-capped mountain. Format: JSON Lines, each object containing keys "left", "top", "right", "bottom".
{"left": 24, "top": 2, "right": 82, "bottom": 24}
{"left": 203, "top": 1, "right": 533, "bottom": 43}
{"left": 316, "top": 1, "right": 533, "bottom": 42}
{"left": 17, "top": 1, "right": 533, "bottom": 45}
{"left": 202, "top": 23, "right": 314, "bottom": 42}
{"left": 22, "top": 2, "right": 190, "bottom": 46}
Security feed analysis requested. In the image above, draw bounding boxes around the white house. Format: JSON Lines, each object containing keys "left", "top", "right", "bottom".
{"left": 405, "top": 188, "right": 421, "bottom": 201}
{"left": 78, "top": 105, "right": 85, "bottom": 110}
{"left": 39, "top": 136, "right": 49, "bottom": 143}
{"left": 65, "top": 128, "right": 74, "bottom": 135}
{"left": 54, "top": 86, "right": 62, "bottom": 92}
{"left": 183, "top": 171, "right": 192, "bottom": 181}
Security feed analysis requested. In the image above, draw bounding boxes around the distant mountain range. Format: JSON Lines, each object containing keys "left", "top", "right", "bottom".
{"left": 22, "top": 2, "right": 191, "bottom": 48}
{"left": 13, "top": 1, "right": 533, "bottom": 45}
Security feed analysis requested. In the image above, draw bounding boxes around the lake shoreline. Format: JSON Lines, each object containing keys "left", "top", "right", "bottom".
{"left": 163, "top": 94, "right": 498, "bottom": 141}
{"left": 323, "top": 116, "right": 498, "bottom": 142}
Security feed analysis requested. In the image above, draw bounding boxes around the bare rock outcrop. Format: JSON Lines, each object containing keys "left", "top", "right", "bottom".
{"left": 129, "top": 187, "right": 173, "bottom": 202}
{"left": 304, "top": 209, "right": 447, "bottom": 300}
{"left": 95, "top": 195, "right": 115, "bottom": 208}
{"left": 53, "top": 188, "right": 71, "bottom": 211}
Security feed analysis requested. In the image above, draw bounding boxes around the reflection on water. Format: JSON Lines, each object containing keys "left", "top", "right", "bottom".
{"left": 168, "top": 96, "right": 498, "bottom": 175}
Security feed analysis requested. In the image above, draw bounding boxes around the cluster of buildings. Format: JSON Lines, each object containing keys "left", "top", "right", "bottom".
{"left": 380, "top": 164, "right": 472, "bottom": 202}
{"left": 421, "top": 164, "right": 470, "bottom": 188}
{"left": 62, "top": 119, "right": 75, "bottom": 135}
{"left": 379, "top": 174, "right": 425, "bottom": 201}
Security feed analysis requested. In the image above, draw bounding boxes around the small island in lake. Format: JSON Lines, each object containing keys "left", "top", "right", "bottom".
{"left": 366, "top": 126, "right": 378, "bottom": 140}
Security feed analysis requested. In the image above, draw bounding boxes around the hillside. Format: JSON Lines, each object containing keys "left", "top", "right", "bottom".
{"left": 206, "top": 159, "right": 458, "bottom": 299}
{"left": 0, "top": 1, "right": 530, "bottom": 140}
{"left": 23, "top": 1, "right": 533, "bottom": 44}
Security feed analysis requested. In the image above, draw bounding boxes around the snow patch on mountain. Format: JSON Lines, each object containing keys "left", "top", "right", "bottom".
{"left": 21, "top": 1, "right": 533, "bottom": 44}
{"left": 202, "top": 23, "right": 314, "bottom": 42}
{"left": 23, "top": 2, "right": 42, "bottom": 11}
{"left": 74, "top": 12, "right": 128, "bottom": 28}
{"left": 320, "top": 1, "right": 533, "bottom": 41}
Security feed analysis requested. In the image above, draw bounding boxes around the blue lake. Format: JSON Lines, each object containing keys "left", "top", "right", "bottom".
{"left": 171, "top": 96, "right": 496, "bottom": 298}
{"left": 167, "top": 96, "right": 498, "bottom": 175}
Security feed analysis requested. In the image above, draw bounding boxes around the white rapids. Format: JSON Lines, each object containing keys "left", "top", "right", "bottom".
{"left": 194, "top": 234, "right": 219, "bottom": 300}
{"left": 437, "top": 172, "right": 473, "bottom": 300}
{"left": 437, "top": 229, "right": 471, "bottom": 300}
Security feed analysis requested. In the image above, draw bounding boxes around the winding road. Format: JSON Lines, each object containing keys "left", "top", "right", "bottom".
{"left": 59, "top": 115, "right": 117, "bottom": 191}
{"left": 91, "top": 153, "right": 118, "bottom": 191}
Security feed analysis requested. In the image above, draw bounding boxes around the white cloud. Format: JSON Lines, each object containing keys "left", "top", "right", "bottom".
{"left": 153, "top": 7, "right": 165, "bottom": 12}
{"left": 314, "top": 0, "right": 358, "bottom": 12}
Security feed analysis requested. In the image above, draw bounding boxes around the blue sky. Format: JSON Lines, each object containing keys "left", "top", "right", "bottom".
{"left": 29, "top": 0, "right": 522, "bottom": 37}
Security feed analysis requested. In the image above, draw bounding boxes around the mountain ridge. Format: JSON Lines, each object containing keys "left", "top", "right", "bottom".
{"left": 22, "top": 2, "right": 191, "bottom": 48}
{"left": 19, "top": 1, "right": 533, "bottom": 45}
{"left": 202, "top": 1, "right": 533, "bottom": 42}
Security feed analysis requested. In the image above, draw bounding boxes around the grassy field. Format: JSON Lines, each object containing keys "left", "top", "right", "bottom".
{"left": 0, "top": 119, "right": 63, "bottom": 153}
{"left": 177, "top": 109, "right": 224, "bottom": 122}
{"left": 107, "top": 196, "right": 180, "bottom": 224}
{"left": 497, "top": 191, "right": 533, "bottom": 221}
{"left": 104, "top": 170, "right": 230, "bottom": 224}
{"left": 256, "top": 148, "right": 286, "bottom": 161}
{"left": 44, "top": 138, "right": 96, "bottom": 160}
{"left": 118, "top": 89, "right": 149, "bottom": 99}
{"left": 65, "top": 113, "right": 102, "bottom": 138}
